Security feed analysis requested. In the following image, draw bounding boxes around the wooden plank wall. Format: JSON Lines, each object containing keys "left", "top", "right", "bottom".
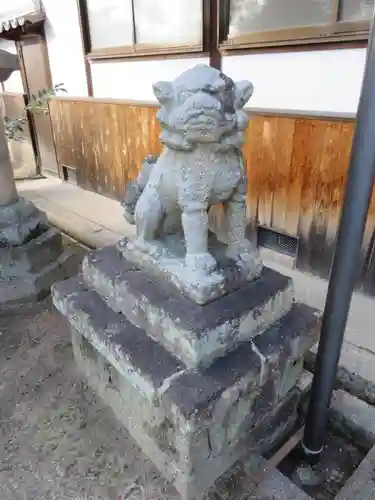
{"left": 1, "top": 92, "right": 37, "bottom": 179}
{"left": 49, "top": 97, "right": 375, "bottom": 294}
{"left": 49, "top": 98, "right": 162, "bottom": 199}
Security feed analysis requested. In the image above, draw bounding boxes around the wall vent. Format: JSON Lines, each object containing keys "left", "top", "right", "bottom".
{"left": 257, "top": 226, "right": 298, "bottom": 257}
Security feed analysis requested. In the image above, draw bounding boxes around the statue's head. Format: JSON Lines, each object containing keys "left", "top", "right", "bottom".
{"left": 153, "top": 64, "right": 253, "bottom": 151}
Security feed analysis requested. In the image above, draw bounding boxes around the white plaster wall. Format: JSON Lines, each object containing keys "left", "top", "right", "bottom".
{"left": 0, "top": 0, "right": 367, "bottom": 114}
{"left": 43, "top": 0, "right": 88, "bottom": 96}
{"left": 223, "top": 48, "right": 366, "bottom": 115}
{"left": 0, "top": 40, "right": 24, "bottom": 93}
{"left": 90, "top": 57, "right": 210, "bottom": 101}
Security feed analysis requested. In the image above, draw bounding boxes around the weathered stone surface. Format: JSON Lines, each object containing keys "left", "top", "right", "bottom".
{"left": 252, "top": 467, "right": 313, "bottom": 500}
{"left": 0, "top": 50, "right": 19, "bottom": 207}
{"left": 0, "top": 197, "right": 47, "bottom": 246}
{"left": 119, "top": 232, "right": 262, "bottom": 305}
{"left": 335, "top": 445, "right": 375, "bottom": 500}
{"left": 0, "top": 227, "right": 64, "bottom": 277}
{"left": 82, "top": 245, "right": 295, "bottom": 368}
{"left": 0, "top": 228, "right": 79, "bottom": 309}
{"left": 329, "top": 389, "right": 375, "bottom": 450}
{"left": 120, "top": 64, "right": 262, "bottom": 305}
{"left": 0, "top": 49, "right": 19, "bottom": 84}
{"left": 52, "top": 276, "right": 185, "bottom": 402}
{"left": 306, "top": 341, "right": 375, "bottom": 406}
{"left": 52, "top": 274, "right": 319, "bottom": 499}
{"left": 214, "top": 456, "right": 313, "bottom": 500}
{"left": 163, "top": 303, "right": 320, "bottom": 421}
{"left": 70, "top": 323, "right": 300, "bottom": 500}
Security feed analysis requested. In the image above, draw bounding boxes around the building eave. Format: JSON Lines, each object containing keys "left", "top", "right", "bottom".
{"left": 0, "top": 11, "right": 45, "bottom": 40}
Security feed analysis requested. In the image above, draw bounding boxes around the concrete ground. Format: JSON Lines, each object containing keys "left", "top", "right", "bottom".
{"left": 18, "top": 176, "right": 375, "bottom": 356}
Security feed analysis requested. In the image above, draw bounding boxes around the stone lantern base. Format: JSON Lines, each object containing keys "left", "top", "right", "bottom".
{"left": 52, "top": 244, "right": 320, "bottom": 500}
{"left": 0, "top": 197, "right": 79, "bottom": 308}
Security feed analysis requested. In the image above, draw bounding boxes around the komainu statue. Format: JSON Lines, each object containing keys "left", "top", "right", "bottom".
{"left": 121, "top": 64, "right": 262, "bottom": 304}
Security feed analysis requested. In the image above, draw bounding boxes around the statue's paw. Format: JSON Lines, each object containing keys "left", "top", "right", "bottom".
{"left": 226, "top": 241, "right": 261, "bottom": 267}
{"left": 123, "top": 211, "right": 135, "bottom": 225}
{"left": 133, "top": 237, "right": 152, "bottom": 253}
{"left": 185, "top": 252, "right": 217, "bottom": 274}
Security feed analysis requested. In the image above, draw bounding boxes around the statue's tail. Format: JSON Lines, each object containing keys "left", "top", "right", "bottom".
{"left": 121, "top": 155, "right": 158, "bottom": 224}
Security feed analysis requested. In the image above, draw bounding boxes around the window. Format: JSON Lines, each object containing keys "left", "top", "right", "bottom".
{"left": 82, "top": 0, "right": 204, "bottom": 58}
{"left": 86, "top": 0, "right": 133, "bottom": 50}
{"left": 221, "top": 0, "right": 374, "bottom": 48}
{"left": 339, "top": 0, "right": 374, "bottom": 21}
{"left": 134, "top": 0, "right": 202, "bottom": 46}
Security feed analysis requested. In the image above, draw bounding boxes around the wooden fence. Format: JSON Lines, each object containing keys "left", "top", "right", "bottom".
{"left": 49, "top": 97, "right": 375, "bottom": 294}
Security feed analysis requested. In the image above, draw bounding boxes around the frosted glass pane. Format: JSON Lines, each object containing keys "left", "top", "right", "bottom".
{"left": 229, "top": 0, "right": 333, "bottom": 38}
{"left": 86, "top": 0, "right": 133, "bottom": 50}
{"left": 134, "top": 0, "right": 202, "bottom": 45}
{"left": 339, "top": 0, "right": 374, "bottom": 21}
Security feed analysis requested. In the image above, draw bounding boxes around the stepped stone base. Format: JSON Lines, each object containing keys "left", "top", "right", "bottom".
{"left": 52, "top": 245, "right": 320, "bottom": 499}
{"left": 82, "top": 245, "right": 294, "bottom": 369}
{"left": 0, "top": 224, "right": 79, "bottom": 309}
{"left": 0, "top": 197, "right": 46, "bottom": 246}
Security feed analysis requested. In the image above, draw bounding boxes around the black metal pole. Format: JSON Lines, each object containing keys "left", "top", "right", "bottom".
{"left": 302, "top": 14, "right": 375, "bottom": 459}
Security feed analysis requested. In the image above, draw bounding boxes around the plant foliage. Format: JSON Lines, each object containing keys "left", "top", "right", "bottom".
{"left": 4, "top": 83, "right": 67, "bottom": 141}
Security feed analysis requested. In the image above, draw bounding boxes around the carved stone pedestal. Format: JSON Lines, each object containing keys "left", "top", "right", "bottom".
{"left": 52, "top": 245, "right": 319, "bottom": 500}
{"left": 0, "top": 198, "right": 79, "bottom": 308}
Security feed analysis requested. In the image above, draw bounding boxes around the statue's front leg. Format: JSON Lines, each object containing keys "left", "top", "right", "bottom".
{"left": 134, "top": 187, "right": 163, "bottom": 248}
{"left": 181, "top": 203, "right": 217, "bottom": 274}
{"left": 225, "top": 179, "right": 259, "bottom": 265}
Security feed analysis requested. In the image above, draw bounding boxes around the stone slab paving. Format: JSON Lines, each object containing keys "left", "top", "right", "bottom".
{"left": 335, "top": 445, "right": 375, "bottom": 500}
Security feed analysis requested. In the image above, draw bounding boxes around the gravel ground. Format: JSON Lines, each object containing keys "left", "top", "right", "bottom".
{"left": 0, "top": 298, "right": 179, "bottom": 500}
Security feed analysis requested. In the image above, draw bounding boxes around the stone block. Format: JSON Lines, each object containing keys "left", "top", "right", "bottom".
{"left": 335, "top": 445, "right": 375, "bottom": 500}
{"left": 306, "top": 341, "right": 375, "bottom": 406}
{"left": 118, "top": 233, "right": 262, "bottom": 305}
{"left": 71, "top": 323, "right": 299, "bottom": 500}
{"left": 330, "top": 390, "right": 375, "bottom": 450}
{"left": 0, "top": 197, "right": 47, "bottom": 246}
{"left": 214, "top": 457, "right": 312, "bottom": 500}
{"left": 0, "top": 227, "right": 65, "bottom": 277}
{"left": 53, "top": 277, "right": 184, "bottom": 402}
{"left": 82, "top": 245, "right": 295, "bottom": 369}
{"left": 0, "top": 227, "right": 80, "bottom": 309}
{"left": 52, "top": 276, "right": 319, "bottom": 500}
{"left": 252, "top": 467, "right": 313, "bottom": 500}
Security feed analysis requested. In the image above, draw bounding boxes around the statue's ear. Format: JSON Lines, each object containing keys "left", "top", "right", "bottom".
{"left": 152, "top": 81, "right": 174, "bottom": 105}
{"left": 234, "top": 80, "right": 253, "bottom": 109}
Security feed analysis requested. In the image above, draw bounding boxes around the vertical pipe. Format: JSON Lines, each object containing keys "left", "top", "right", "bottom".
{"left": 302, "top": 13, "right": 375, "bottom": 458}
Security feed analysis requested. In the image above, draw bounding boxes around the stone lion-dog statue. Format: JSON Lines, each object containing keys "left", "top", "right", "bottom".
{"left": 122, "top": 64, "right": 262, "bottom": 289}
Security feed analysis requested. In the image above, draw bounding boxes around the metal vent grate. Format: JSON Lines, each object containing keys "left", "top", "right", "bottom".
{"left": 258, "top": 227, "right": 298, "bottom": 257}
